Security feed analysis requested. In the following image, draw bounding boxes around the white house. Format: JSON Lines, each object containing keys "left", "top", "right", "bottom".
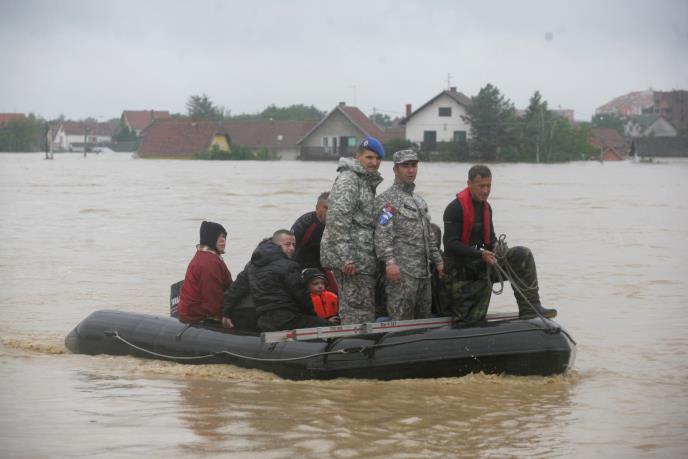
{"left": 55, "top": 121, "right": 115, "bottom": 151}
{"left": 624, "top": 115, "right": 677, "bottom": 138}
{"left": 402, "top": 87, "right": 472, "bottom": 150}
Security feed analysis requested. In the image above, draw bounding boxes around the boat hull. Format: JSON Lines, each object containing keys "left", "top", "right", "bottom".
{"left": 65, "top": 309, "right": 576, "bottom": 380}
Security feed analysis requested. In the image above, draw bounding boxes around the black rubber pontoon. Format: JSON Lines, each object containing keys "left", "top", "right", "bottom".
{"left": 65, "top": 309, "right": 575, "bottom": 380}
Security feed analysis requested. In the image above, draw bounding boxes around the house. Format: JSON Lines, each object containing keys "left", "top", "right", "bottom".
{"left": 624, "top": 115, "right": 677, "bottom": 138}
{"left": 401, "top": 87, "right": 472, "bottom": 151}
{"left": 646, "top": 90, "right": 688, "bottom": 132}
{"left": 0, "top": 113, "right": 26, "bottom": 126}
{"left": 137, "top": 118, "right": 230, "bottom": 158}
{"left": 589, "top": 127, "right": 628, "bottom": 161}
{"left": 297, "top": 102, "right": 401, "bottom": 160}
{"left": 222, "top": 120, "right": 317, "bottom": 160}
{"left": 55, "top": 121, "right": 116, "bottom": 152}
{"left": 631, "top": 137, "right": 688, "bottom": 159}
{"left": 121, "top": 110, "right": 171, "bottom": 136}
{"left": 595, "top": 90, "right": 655, "bottom": 117}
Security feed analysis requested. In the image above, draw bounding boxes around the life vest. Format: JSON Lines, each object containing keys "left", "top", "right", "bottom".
{"left": 310, "top": 291, "right": 339, "bottom": 319}
{"left": 456, "top": 187, "right": 491, "bottom": 246}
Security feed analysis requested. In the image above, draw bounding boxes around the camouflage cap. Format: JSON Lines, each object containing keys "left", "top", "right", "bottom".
{"left": 393, "top": 149, "right": 419, "bottom": 164}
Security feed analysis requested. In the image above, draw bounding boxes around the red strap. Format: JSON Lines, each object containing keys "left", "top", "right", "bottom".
{"left": 456, "top": 187, "right": 490, "bottom": 246}
{"left": 301, "top": 222, "right": 318, "bottom": 246}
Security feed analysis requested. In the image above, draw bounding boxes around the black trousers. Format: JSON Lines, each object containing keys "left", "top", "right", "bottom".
{"left": 257, "top": 309, "right": 329, "bottom": 332}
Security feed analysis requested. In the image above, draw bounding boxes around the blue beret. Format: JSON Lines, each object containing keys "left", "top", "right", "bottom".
{"left": 359, "top": 136, "right": 385, "bottom": 159}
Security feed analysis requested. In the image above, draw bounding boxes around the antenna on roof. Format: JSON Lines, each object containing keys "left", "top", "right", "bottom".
{"left": 447, "top": 73, "right": 452, "bottom": 88}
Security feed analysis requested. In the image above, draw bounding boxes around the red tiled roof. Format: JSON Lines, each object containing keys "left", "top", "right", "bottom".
{"left": 138, "top": 118, "right": 229, "bottom": 156}
{"left": 222, "top": 120, "right": 317, "bottom": 148}
{"left": 122, "top": 110, "right": 171, "bottom": 131}
{"left": 298, "top": 104, "right": 401, "bottom": 144}
{"left": 0, "top": 113, "right": 26, "bottom": 125}
{"left": 589, "top": 127, "right": 626, "bottom": 149}
{"left": 61, "top": 121, "right": 116, "bottom": 136}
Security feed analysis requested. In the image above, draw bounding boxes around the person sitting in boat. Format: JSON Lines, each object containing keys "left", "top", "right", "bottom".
{"left": 302, "top": 268, "right": 340, "bottom": 325}
{"left": 178, "top": 221, "right": 233, "bottom": 325}
{"left": 442, "top": 165, "right": 557, "bottom": 323}
{"left": 223, "top": 229, "right": 329, "bottom": 332}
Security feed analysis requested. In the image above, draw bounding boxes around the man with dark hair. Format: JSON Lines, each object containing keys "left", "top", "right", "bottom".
{"left": 223, "top": 229, "right": 328, "bottom": 332}
{"left": 179, "top": 221, "right": 233, "bottom": 324}
{"left": 374, "top": 150, "right": 444, "bottom": 320}
{"left": 291, "top": 191, "right": 329, "bottom": 269}
{"left": 442, "top": 165, "right": 557, "bottom": 322}
{"left": 321, "top": 136, "right": 385, "bottom": 324}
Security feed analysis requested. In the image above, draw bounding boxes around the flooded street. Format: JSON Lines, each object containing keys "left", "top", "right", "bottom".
{"left": 1, "top": 153, "right": 687, "bottom": 457}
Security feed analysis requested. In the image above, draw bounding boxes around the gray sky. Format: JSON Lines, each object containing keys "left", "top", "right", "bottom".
{"left": 1, "top": 0, "right": 686, "bottom": 121}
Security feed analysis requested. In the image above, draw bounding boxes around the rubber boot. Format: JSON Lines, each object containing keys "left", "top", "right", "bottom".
{"left": 519, "top": 302, "right": 557, "bottom": 319}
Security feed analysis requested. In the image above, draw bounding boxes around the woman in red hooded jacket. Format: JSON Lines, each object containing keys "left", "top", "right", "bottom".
{"left": 178, "top": 221, "right": 233, "bottom": 324}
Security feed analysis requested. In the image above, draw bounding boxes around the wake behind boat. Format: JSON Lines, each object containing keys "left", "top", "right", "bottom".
{"left": 64, "top": 308, "right": 575, "bottom": 381}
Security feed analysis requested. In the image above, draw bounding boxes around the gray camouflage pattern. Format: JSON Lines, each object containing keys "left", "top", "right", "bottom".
{"left": 332, "top": 269, "right": 376, "bottom": 324}
{"left": 320, "top": 157, "right": 383, "bottom": 275}
{"left": 374, "top": 181, "right": 443, "bottom": 278}
{"left": 385, "top": 275, "right": 432, "bottom": 320}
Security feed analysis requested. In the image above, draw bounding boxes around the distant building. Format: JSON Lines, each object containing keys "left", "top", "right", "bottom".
{"left": 595, "top": 90, "right": 655, "bottom": 117}
{"left": 624, "top": 115, "right": 677, "bottom": 138}
{"left": 401, "top": 87, "right": 472, "bottom": 151}
{"left": 137, "top": 118, "right": 230, "bottom": 158}
{"left": 222, "top": 120, "right": 316, "bottom": 160}
{"left": 297, "top": 102, "right": 401, "bottom": 160}
{"left": 589, "top": 127, "right": 628, "bottom": 161}
{"left": 0, "top": 113, "right": 26, "bottom": 126}
{"left": 55, "top": 121, "right": 116, "bottom": 152}
{"left": 631, "top": 137, "right": 688, "bottom": 159}
{"left": 121, "top": 110, "right": 171, "bottom": 136}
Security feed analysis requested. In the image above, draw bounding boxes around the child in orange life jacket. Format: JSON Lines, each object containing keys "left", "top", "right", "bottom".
{"left": 302, "top": 268, "right": 340, "bottom": 325}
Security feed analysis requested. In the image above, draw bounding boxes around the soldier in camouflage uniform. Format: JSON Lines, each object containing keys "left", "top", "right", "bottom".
{"left": 320, "top": 137, "right": 384, "bottom": 324}
{"left": 374, "top": 150, "right": 444, "bottom": 320}
{"left": 442, "top": 164, "right": 557, "bottom": 323}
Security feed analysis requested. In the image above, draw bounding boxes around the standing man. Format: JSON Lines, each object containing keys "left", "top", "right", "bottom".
{"left": 442, "top": 165, "right": 557, "bottom": 322}
{"left": 290, "top": 191, "right": 329, "bottom": 269}
{"left": 374, "top": 150, "right": 444, "bottom": 320}
{"left": 320, "top": 136, "right": 384, "bottom": 324}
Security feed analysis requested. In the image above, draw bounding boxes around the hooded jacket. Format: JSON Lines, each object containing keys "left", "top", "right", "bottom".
{"left": 226, "top": 239, "right": 315, "bottom": 317}
{"left": 320, "top": 157, "right": 383, "bottom": 275}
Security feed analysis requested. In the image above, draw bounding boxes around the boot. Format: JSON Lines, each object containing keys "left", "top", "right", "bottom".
{"left": 519, "top": 303, "right": 557, "bottom": 319}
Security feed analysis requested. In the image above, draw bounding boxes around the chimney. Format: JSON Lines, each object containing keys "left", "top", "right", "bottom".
{"left": 405, "top": 104, "right": 412, "bottom": 118}
{"left": 450, "top": 86, "right": 457, "bottom": 93}
{"left": 339, "top": 101, "right": 346, "bottom": 107}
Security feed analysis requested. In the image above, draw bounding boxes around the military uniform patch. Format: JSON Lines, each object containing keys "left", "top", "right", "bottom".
{"left": 378, "top": 202, "right": 396, "bottom": 225}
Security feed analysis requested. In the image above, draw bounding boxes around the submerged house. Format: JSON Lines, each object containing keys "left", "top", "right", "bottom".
{"left": 137, "top": 118, "right": 230, "bottom": 158}
{"left": 297, "top": 102, "right": 399, "bottom": 160}
{"left": 121, "top": 110, "right": 171, "bottom": 136}
{"left": 401, "top": 87, "right": 472, "bottom": 151}
{"left": 589, "top": 127, "right": 628, "bottom": 161}
{"left": 630, "top": 137, "right": 688, "bottom": 160}
{"left": 222, "top": 120, "right": 316, "bottom": 160}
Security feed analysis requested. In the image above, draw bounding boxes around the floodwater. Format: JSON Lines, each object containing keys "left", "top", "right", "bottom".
{"left": 1, "top": 153, "right": 687, "bottom": 458}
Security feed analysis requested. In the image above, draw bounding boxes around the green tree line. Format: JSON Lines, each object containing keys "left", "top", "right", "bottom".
{"left": 0, "top": 115, "right": 47, "bottom": 152}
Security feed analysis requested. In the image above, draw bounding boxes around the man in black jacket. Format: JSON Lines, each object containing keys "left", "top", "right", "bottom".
{"left": 222, "top": 229, "right": 329, "bottom": 332}
{"left": 442, "top": 165, "right": 557, "bottom": 322}
{"left": 291, "top": 191, "right": 329, "bottom": 269}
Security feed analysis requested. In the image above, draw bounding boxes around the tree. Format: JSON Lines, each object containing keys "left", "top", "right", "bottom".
{"left": 186, "top": 94, "right": 223, "bottom": 120}
{"left": 462, "top": 84, "right": 518, "bottom": 161}
{"left": 591, "top": 113, "right": 625, "bottom": 137}
{"left": 370, "top": 112, "right": 393, "bottom": 128}
{"left": 228, "top": 104, "right": 325, "bottom": 121}
{"left": 112, "top": 120, "right": 138, "bottom": 142}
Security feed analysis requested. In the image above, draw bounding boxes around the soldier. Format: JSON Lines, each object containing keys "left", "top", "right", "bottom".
{"left": 374, "top": 150, "right": 444, "bottom": 320}
{"left": 320, "top": 136, "right": 385, "bottom": 324}
{"left": 442, "top": 164, "right": 557, "bottom": 323}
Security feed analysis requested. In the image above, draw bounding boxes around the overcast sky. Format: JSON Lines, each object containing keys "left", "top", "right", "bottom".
{"left": 1, "top": 0, "right": 686, "bottom": 121}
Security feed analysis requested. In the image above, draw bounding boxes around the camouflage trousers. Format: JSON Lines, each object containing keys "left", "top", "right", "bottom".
{"left": 440, "top": 246, "right": 541, "bottom": 323}
{"left": 332, "top": 269, "right": 376, "bottom": 324}
{"left": 385, "top": 274, "right": 432, "bottom": 321}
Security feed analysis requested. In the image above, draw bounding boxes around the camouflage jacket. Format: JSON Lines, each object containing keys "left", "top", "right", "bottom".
{"left": 320, "top": 157, "right": 383, "bottom": 274}
{"left": 374, "top": 181, "right": 443, "bottom": 278}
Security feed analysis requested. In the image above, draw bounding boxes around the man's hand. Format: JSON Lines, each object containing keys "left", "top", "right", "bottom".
{"left": 222, "top": 317, "right": 234, "bottom": 328}
{"left": 342, "top": 262, "right": 357, "bottom": 276}
{"left": 386, "top": 262, "right": 401, "bottom": 282}
{"left": 436, "top": 262, "right": 445, "bottom": 278}
{"left": 481, "top": 250, "right": 497, "bottom": 265}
